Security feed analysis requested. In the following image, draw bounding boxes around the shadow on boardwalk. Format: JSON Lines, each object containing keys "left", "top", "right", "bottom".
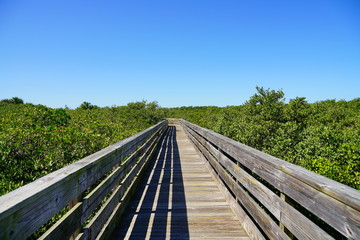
{"left": 111, "top": 126, "right": 190, "bottom": 240}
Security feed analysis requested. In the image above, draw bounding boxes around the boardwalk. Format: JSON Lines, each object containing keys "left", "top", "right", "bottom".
{"left": 111, "top": 124, "right": 249, "bottom": 240}
{"left": 1, "top": 120, "right": 358, "bottom": 240}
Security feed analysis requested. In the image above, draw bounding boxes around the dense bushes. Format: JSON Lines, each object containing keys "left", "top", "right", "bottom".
{"left": 168, "top": 87, "right": 360, "bottom": 190}
{"left": 0, "top": 101, "right": 165, "bottom": 195}
{"left": 1, "top": 90, "right": 359, "bottom": 195}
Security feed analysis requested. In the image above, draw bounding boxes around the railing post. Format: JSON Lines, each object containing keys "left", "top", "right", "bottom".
{"left": 279, "top": 193, "right": 295, "bottom": 239}
{"left": 68, "top": 195, "right": 82, "bottom": 240}
{"left": 236, "top": 161, "right": 241, "bottom": 202}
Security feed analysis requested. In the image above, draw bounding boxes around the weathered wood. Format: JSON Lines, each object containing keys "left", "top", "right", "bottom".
{"left": 188, "top": 126, "right": 332, "bottom": 239}
{"left": 39, "top": 126, "right": 165, "bottom": 240}
{"left": 84, "top": 134, "right": 159, "bottom": 239}
{"left": 82, "top": 126, "right": 164, "bottom": 221}
{"left": 187, "top": 125, "right": 335, "bottom": 240}
{"left": 182, "top": 119, "right": 360, "bottom": 239}
{"left": 38, "top": 202, "right": 82, "bottom": 240}
{"left": 186, "top": 128, "right": 266, "bottom": 240}
{"left": 110, "top": 124, "right": 250, "bottom": 240}
{"left": 97, "top": 132, "right": 160, "bottom": 240}
{"left": 186, "top": 127, "right": 290, "bottom": 240}
{"left": 77, "top": 126, "right": 164, "bottom": 240}
{"left": 0, "top": 120, "right": 167, "bottom": 240}
{"left": 3, "top": 118, "right": 358, "bottom": 240}
{"left": 183, "top": 120, "right": 360, "bottom": 207}
{"left": 279, "top": 193, "right": 286, "bottom": 232}
{"left": 93, "top": 130, "right": 171, "bottom": 240}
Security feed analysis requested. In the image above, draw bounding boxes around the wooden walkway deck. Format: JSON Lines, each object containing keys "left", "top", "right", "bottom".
{"left": 2, "top": 120, "right": 358, "bottom": 240}
{"left": 111, "top": 124, "right": 249, "bottom": 240}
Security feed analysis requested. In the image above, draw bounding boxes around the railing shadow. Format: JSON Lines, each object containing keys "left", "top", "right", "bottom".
{"left": 112, "top": 126, "right": 189, "bottom": 239}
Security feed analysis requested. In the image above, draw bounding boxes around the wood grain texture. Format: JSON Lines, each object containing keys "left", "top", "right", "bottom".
{"left": 40, "top": 127, "right": 166, "bottom": 240}
{"left": 110, "top": 124, "right": 250, "bottom": 240}
{"left": 186, "top": 127, "right": 289, "bottom": 240}
{"left": 85, "top": 133, "right": 160, "bottom": 240}
{"left": 3, "top": 118, "right": 358, "bottom": 240}
{"left": 0, "top": 120, "right": 167, "bottom": 240}
{"left": 97, "top": 133, "right": 160, "bottom": 240}
{"left": 186, "top": 126, "right": 335, "bottom": 240}
{"left": 184, "top": 127, "right": 266, "bottom": 240}
{"left": 182, "top": 119, "right": 360, "bottom": 239}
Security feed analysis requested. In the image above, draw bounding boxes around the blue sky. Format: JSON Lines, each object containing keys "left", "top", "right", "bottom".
{"left": 0, "top": 0, "right": 359, "bottom": 108}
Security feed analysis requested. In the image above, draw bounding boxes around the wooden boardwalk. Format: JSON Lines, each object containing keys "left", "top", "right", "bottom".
{"left": 111, "top": 124, "right": 249, "bottom": 240}
{"left": 2, "top": 120, "right": 358, "bottom": 240}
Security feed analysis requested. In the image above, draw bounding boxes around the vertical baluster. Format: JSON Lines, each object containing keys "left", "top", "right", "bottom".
{"left": 280, "top": 193, "right": 295, "bottom": 239}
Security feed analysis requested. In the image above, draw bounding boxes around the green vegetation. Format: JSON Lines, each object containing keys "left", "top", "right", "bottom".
{"left": 167, "top": 87, "right": 360, "bottom": 190}
{"left": 0, "top": 89, "right": 359, "bottom": 196}
{"left": 0, "top": 97, "right": 24, "bottom": 104}
{"left": 0, "top": 100, "right": 165, "bottom": 195}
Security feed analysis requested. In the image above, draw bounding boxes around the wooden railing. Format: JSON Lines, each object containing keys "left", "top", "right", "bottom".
{"left": 1, "top": 119, "right": 359, "bottom": 240}
{"left": 0, "top": 120, "right": 168, "bottom": 240}
{"left": 182, "top": 119, "right": 360, "bottom": 240}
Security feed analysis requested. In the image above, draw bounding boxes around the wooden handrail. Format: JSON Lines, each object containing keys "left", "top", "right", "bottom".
{"left": 1, "top": 118, "right": 359, "bottom": 240}
{"left": 182, "top": 119, "right": 360, "bottom": 240}
{"left": 0, "top": 120, "right": 168, "bottom": 240}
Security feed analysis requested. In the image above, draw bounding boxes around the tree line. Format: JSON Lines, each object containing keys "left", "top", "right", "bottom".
{"left": 0, "top": 88, "right": 359, "bottom": 196}
{"left": 166, "top": 87, "right": 359, "bottom": 190}
{"left": 0, "top": 100, "right": 166, "bottom": 195}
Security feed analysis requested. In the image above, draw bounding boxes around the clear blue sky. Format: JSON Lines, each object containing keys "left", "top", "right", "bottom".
{"left": 1, "top": 0, "right": 359, "bottom": 108}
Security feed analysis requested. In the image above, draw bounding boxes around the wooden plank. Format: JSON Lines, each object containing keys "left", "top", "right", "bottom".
{"left": 38, "top": 202, "right": 82, "bottom": 240}
{"left": 83, "top": 133, "right": 159, "bottom": 240}
{"left": 97, "top": 136, "right": 160, "bottom": 240}
{"left": 192, "top": 143, "right": 266, "bottom": 240}
{"left": 183, "top": 120, "right": 360, "bottom": 239}
{"left": 184, "top": 119, "right": 360, "bottom": 208}
{"left": 186, "top": 128, "right": 289, "bottom": 240}
{"left": 186, "top": 125, "right": 334, "bottom": 240}
{"left": 84, "top": 125, "right": 166, "bottom": 239}
{"left": 0, "top": 120, "right": 167, "bottom": 240}
{"left": 82, "top": 127, "right": 164, "bottom": 221}
{"left": 110, "top": 124, "right": 250, "bottom": 240}
{"left": 192, "top": 127, "right": 335, "bottom": 240}
{"left": 39, "top": 127, "right": 165, "bottom": 240}
{"left": 96, "top": 126, "right": 172, "bottom": 240}
{"left": 83, "top": 160, "right": 141, "bottom": 239}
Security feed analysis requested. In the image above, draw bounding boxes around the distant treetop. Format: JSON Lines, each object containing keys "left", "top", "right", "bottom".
{"left": 0, "top": 97, "right": 24, "bottom": 104}
{"left": 77, "top": 101, "right": 99, "bottom": 110}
